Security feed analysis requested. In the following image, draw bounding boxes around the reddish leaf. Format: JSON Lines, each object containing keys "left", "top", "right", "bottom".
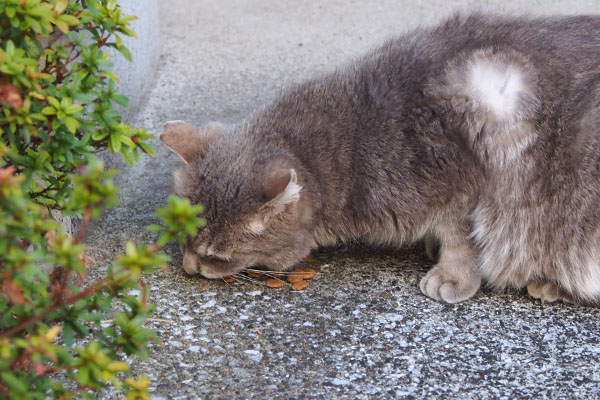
{"left": 0, "top": 80, "right": 23, "bottom": 109}
{"left": 3, "top": 279, "right": 25, "bottom": 305}
{"left": 0, "top": 166, "right": 16, "bottom": 182}
{"left": 33, "top": 363, "right": 46, "bottom": 376}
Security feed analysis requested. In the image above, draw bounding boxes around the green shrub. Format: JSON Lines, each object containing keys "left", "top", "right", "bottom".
{"left": 0, "top": 1, "right": 205, "bottom": 398}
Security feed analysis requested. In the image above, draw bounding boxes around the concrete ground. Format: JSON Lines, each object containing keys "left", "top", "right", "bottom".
{"left": 86, "top": 0, "right": 600, "bottom": 398}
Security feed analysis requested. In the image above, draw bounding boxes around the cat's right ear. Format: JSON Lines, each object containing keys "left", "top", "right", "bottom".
{"left": 159, "top": 120, "right": 222, "bottom": 163}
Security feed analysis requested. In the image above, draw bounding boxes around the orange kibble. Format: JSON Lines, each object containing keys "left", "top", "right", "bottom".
{"left": 291, "top": 281, "right": 310, "bottom": 291}
{"left": 248, "top": 272, "right": 264, "bottom": 279}
{"left": 287, "top": 273, "right": 305, "bottom": 284}
{"left": 296, "top": 268, "right": 315, "bottom": 280}
{"left": 266, "top": 278, "right": 284, "bottom": 288}
{"left": 223, "top": 276, "right": 236, "bottom": 283}
{"left": 301, "top": 254, "right": 314, "bottom": 263}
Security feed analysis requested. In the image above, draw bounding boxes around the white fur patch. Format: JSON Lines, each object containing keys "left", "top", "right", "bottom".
{"left": 278, "top": 169, "right": 302, "bottom": 205}
{"left": 468, "top": 60, "right": 525, "bottom": 121}
{"left": 205, "top": 244, "right": 232, "bottom": 261}
{"left": 244, "top": 219, "right": 266, "bottom": 235}
{"left": 265, "top": 169, "right": 302, "bottom": 215}
{"left": 566, "top": 250, "right": 600, "bottom": 300}
{"left": 580, "top": 263, "right": 600, "bottom": 299}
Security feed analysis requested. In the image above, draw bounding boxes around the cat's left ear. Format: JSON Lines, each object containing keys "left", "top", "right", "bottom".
{"left": 253, "top": 167, "right": 302, "bottom": 225}
{"left": 159, "top": 120, "right": 222, "bottom": 163}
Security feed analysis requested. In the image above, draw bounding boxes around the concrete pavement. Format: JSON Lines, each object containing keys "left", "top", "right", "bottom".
{"left": 86, "top": 1, "right": 600, "bottom": 398}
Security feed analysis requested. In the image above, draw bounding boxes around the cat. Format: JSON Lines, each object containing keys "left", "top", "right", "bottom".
{"left": 160, "top": 12, "right": 600, "bottom": 305}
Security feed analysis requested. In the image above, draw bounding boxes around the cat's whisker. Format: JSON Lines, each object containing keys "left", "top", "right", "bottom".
{"left": 233, "top": 273, "right": 254, "bottom": 281}
{"left": 244, "top": 268, "right": 296, "bottom": 276}
{"left": 234, "top": 273, "right": 269, "bottom": 287}
{"left": 261, "top": 272, "right": 286, "bottom": 283}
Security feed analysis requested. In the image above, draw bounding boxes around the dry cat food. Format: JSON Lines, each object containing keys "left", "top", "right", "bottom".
{"left": 291, "top": 281, "right": 310, "bottom": 291}
{"left": 222, "top": 259, "right": 317, "bottom": 290}
{"left": 266, "top": 278, "right": 285, "bottom": 288}
{"left": 301, "top": 254, "right": 314, "bottom": 263}
{"left": 296, "top": 268, "right": 316, "bottom": 279}
{"left": 287, "top": 273, "right": 305, "bottom": 284}
{"left": 285, "top": 267, "right": 316, "bottom": 290}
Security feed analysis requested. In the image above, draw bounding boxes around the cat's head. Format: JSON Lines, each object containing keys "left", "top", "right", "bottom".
{"left": 159, "top": 120, "right": 315, "bottom": 278}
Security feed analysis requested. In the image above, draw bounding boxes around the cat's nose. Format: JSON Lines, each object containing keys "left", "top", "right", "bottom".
{"left": 183, "top": 251, "right": 199, "bottom": 275}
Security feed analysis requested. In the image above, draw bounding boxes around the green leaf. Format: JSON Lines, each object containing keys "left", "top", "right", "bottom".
{"left": 54, "top": 19, "right": 69, "bottom": 34}
{"left": 108, "top": 134, "right": 121, "bottom": 152}
{"left": 100, "top": 70, "right": 119, "bottom": 82}
{"left": 1, "top": 372, "right": 28, "bottom": 395}
{"left": 41, "top": 106, "right": 56, "bottom": 115}
{"left": 57, "top": 14, "right": 80, "bottom": 27}
{"left": 92, "top": 130, "right": 109, "bottom": 141}
{"left": 138, "top": 142, "right": 155, "bottom": 157}
{"left": 6, "top": 40, "right": 15, "bottom": 56}
{"left": 65, "top": 104, "right": 84, "bottom": 114}
{"left": 54, "top": 0, "right": 69, "bottom": 14}
{"left": 64, "top": 116, "right": 79, "bottom": 133}
{"left": 112, "top": 94, "right": 129, "bottom": 108}
{"left": 146, "top": 224, "right": 164, "bottom": 233}
{"left": 116, "top": 45, "right": 132, "bottom": 62}
{"left": 25, "top": 16, "right": 43, "bottom": 32}
{"left": 47, "top": 97, "right": 60, "bottom": 108}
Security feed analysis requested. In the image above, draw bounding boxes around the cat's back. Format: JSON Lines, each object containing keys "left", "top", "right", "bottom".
{"left": 374, "top": 13, "right": 600, "bottom": 90}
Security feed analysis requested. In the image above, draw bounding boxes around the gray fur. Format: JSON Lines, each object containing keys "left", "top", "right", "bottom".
{"left": 161, "top": 13, "right": 600, "bottom": 304}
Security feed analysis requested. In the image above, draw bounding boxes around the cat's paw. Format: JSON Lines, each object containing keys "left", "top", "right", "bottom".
{"left": 527, "top": 282, "right": 574, "bottom": 304}
{"left": 420, "top": 263, "right": 481, "bottom": 303}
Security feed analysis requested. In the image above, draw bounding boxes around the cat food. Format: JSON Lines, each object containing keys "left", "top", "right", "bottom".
{"left": 223, "top": 276, "right": 236, "bottom": 283}
{"left": 301, "top": 254, "right": 314, "bottom": 263}
{"left": 296, "top": 268, "right": 315, "bottom": 280}
{"left": 248, "top": 272, "right": 264, "bottom": 278}
{"left": 291, "top": 281, "right": 310, "bottom": 291}
{"left": 266, "top": 278, "right": 284, "bottom": 288}
{"left": 287, "top": 273, "right": 305, "bottom": 284}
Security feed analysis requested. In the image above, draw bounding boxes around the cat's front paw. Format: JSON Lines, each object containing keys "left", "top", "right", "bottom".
{"left": 420, "top": 263, "right": 481, "bottom": 303}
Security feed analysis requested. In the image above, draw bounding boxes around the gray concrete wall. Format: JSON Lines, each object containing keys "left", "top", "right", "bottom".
{"left": 110, "top": 0, "right": 160, "bottom": 121}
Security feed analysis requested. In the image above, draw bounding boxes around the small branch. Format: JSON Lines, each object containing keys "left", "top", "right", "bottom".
{"left": 0, "top": 270, "right": 121, "bottom": 339}
{"left": 57, "top": 384, "right": 96, "bottom": 400}
{"left": 99, "top": 318, "right": 175, "bottom": 324}
{"left": 140, "top": 279, "right": 147, "bottom": 309}
{"left": 44, "top": 364, "right": 78, "bottom": 373}
{"left": 73, "top": 207, "right": 91, "bottom": 245}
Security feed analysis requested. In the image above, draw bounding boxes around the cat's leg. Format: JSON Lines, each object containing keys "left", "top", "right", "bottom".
{"left": 420, "top": 221, "right": 481, "bottom": 303}
{"left": 424, "top": 234, "right": 440, "bottom": 260}
{"left": 527, "top": 282, "right": 574, "bottom": 304}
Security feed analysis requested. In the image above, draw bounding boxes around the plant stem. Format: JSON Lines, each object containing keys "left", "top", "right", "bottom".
{"left": 0, "top": 270, "right": 120, "bottom": 339}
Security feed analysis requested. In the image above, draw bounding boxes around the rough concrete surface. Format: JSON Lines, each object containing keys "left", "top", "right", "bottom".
{"left": 110, "top": 0, "right": 160, "bottom": 121}
{"left": 85, "top": 1, "right": 600, "bottom": 398}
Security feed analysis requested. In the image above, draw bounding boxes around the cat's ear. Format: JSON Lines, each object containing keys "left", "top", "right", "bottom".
{"left": 255, "top": 167, "right": 302, "bottom": 224}
{"left": 245, "top": 167, "right": 302, "bottom": 234}
{"left": 159, "top": 120, "right": 222, "bottom": 163}
{"left": 264, "top": 167, "right": 301, "bottom": 206}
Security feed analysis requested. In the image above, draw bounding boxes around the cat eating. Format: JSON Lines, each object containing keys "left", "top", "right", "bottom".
{"left": 160, "top": 13, "right": 600, "bottom": 305}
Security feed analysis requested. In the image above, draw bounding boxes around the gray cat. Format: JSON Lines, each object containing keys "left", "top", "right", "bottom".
{"left": 160, "top": 13, "right": 600, "bottom": 305}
